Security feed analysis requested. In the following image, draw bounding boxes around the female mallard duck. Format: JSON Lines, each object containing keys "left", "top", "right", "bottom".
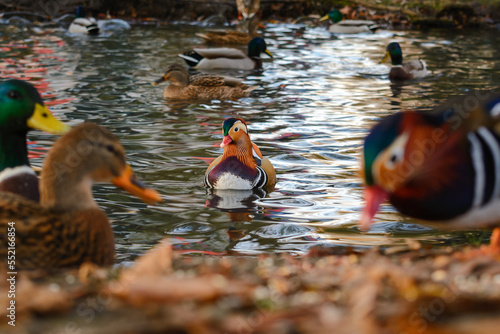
{"left": 0, "top": 79, "right": 70, "bottom": 202}
{"left": 361, "top": 91, "right": 500, "bottom": 253}
{"left": 196, "top": 14, "right": 261, "bottom": 45}
{"left": 178, "top": 37, "right": 272, "bottom": 70}
{"left": 0, "top": 123, "right": 162, "bottom": 269}
{"left": 205, "top": 117, "right": 276, "bottom": 190}
{"left": 68, "top": 5, "right": 99, "bottom": 35}
{"left": 320, "top": 9, "right": 379, "bottom": 34}
{"left": 153, "top": 64, "right": 256, "bottom": 100}
{"left": 381, "top": 42, "right": 428, "bottom": 81}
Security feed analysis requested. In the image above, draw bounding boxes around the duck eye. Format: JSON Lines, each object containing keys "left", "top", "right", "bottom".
{"left": 106, "top": 145, "right": 115, "bottom": 153}
{"left": 234, "top": 127, "right": 239, "bottom": 132}
{"left": 7, "top": 90, "right": 21, "bottom": 100}
{"left": 385, "top": 150, "right": 403, "bottom": 170}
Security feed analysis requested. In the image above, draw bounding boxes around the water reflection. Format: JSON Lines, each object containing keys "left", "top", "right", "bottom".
{"left": 1, "top": 22, "right": 499, "bottom": 260}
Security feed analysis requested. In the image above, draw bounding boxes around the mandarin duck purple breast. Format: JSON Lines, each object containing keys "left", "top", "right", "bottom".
{"left": 0, "top": 123, "right": 162, "bottom": 270}
{"left": 205, "top": 118, "right": 276, "bottom": 191}
{"left": 361, "top": 91, "right": 500, "bottom": 252}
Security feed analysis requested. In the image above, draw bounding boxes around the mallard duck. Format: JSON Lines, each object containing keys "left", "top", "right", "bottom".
{"left": 361, "top": 91, "right": 500, "bottom": 253}
{"left": 195, "top": 15, "right": 260, "bottom": 45}
{"left": 381, "top": 42, "right": 428, "bottom": 81}
{"left": 205, "top": 117, "right": 276, "bottom": 190}
{"left": 0, "top": 79, "right": 70, "bottom": 202}
{"left": 319, "top": 9, "right": 379, "bottom": 34}
{"left": 178, "top": 37, "right": 273, "bottom": 70}
{"left": 68, "top": 6, "right": 99, "bottom": 35}
{"left": 0, "top": 123, "right": 162, "bottom": 269}
{"left": 152, "top": 64, "right": 256, "bottom": 100}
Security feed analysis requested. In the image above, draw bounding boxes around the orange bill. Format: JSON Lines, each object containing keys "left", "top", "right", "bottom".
{"left": 112, "top": 165, "right": 162, "bottom": 204}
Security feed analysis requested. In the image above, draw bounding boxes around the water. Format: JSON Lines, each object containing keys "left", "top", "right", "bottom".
{"left": 2, "top": 22, "right": 499, "bottom": 262}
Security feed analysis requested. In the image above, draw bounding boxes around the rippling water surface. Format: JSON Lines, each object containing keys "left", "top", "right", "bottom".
{"left": 2, "top": 22, "right": 500, "bottom": 262}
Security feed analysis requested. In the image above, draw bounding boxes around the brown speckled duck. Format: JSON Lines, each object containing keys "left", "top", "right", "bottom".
{"left": 153, "top": 64, "right": 256, "bottom": 100}
{"left": 0, "top": 123, "right": 162, "bottom": 270}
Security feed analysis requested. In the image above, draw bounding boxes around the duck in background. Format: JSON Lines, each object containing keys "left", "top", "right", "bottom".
{"left": 196, "top": 14, "right": 261, "bottom": 46}
{"left": 360, "top": 91, "right": 500, "bottom": 253}
{"left": 179, "top": 37, "right": 273, "bottom": 70}
{"left": 0, "top": 79, "right": 70, "bottom": 202}
{"left": 319, "top": 9, "right": 379, "bottom": 34}
{"left": 381, "top": 42, "right": 429, "bottom": 81}
{"left": 205, "top": 117, "right": 276, "bottom": 190}
{"left": 68, "top": 5, "right": 99, "bottom": 35}
{"left": 0, "top": 123, "right": 162, "bottom": 270}
{"left": 153, "top": 64, "right": 257, "bottom": 100}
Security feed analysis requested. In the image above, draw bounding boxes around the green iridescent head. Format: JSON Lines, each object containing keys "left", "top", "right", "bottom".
{"left": 222, "top": 118, "right": 243, "bottom": 136}
{"left": 248, "top": 37, "right": 273, "bottom": 58}
{"left": 362, "top": 113, "right": 403, "bottom": 186}
{"left": 320, "top": 9, "right": 343, "bottom": 24}
{"left": 382, "top": 42, "right": 403, "bottom": 66}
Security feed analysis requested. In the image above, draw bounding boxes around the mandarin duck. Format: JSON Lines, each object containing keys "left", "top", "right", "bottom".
{"left": 205, "top": 118, "right": 276, "bottom": 190}
{"left": 0, "top": 123, "right": 162, "bottom": 270}
{"left": 0, "top": 79, "right": 70, "bottom": 202}
{"left": 68, "top": 5, "right": 99, "bottom": 35}
{"left": 319, "top": 9, "right": 379, "bottom": 34}
{"left": 381, "top": 42, "right": 428, "bottom": 81}
{"left": 153, "top": 64, "right": 256, "bottom": 100}
{"left": 361, "top": 91, "right": 500, "bottom": 252}
{"left": 178, "top": 37, "right": 273, "bottom": 70}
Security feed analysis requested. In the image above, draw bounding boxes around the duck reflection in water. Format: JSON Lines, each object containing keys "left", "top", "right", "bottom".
{"left": 206, "top": 188, "right": 267, "bottom": 242}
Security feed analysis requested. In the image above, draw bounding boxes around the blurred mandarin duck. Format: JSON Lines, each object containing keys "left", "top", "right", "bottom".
{"left": 319, "top": 9, "right": 379, "bottom": 34}
{"left": 153, "top": 64, "right": 256, "bottom": 100}
{"left": 0, "top": 79, "right": 70, "bottom": 202}
{"left": 0, "top": 123, "right": 162, "bottom": 269}
{"left": 205, "top": 118, "right": 276, "bottom": 190}
{"left": 178, "top": 37, "right": 272, "bottom": 70}
{"left": 361, "top": 91, "right": 500, "bottom": 253}
{"left": 381, "top": 42, "right": 428, "bottom": 81}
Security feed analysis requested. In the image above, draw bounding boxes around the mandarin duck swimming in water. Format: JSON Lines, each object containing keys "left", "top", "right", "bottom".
{"left": 153, "top": 64, "right": 256, "bottom": 100}
{"left": 0, "top": 79, "right": 70, "bottom": 202}
{"left": 381, "top": 42, "right": 428, "bottom": 81}
{"left": 205, "top": 118, "right": 276, "bottom": 190}
{"left": 361, "top": 91, "right": 500, "bottom": 253}
{"left": 0, "top": 123, "right": 162, "bottom": 270}
{"left": 319, "top": 9, "right": 379, "bottom": 34}
{"left": 178, "top": 37, "right": 273, "bottom": 70}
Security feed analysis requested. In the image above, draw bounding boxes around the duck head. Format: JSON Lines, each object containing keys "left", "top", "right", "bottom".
{"left": 153, "top": 64, "right": 189, "bottom": 87}
{"left": 220, "top": 118, "right": 249, "bottom": 148}
{"left": 248, "top": 37, "right": 273, "bottom": 58}
{"left": 381, "top": 42, "right": 403, "bottom": 66}
{"left": 320, "top": 9, "right": 343, "bottom": 24}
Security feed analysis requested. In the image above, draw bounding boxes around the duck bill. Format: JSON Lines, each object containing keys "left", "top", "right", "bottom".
{"left": 319, "top": 14, "right": 329, "bottom": 22}
{"left": 380, "top": 51, "right": 390, "bottom": 64}
{"left": 152, "top": 75, "right": 167, "bottom": 86}
{"left": 220, "top": 135, "right": 233, "bottom": 148}
{"left": 27, "top": 103, "right": 71, "bottom": 135}
{"left": 360, "top": 185, "right": 388, "bottom": 231}
{"left": 112, "top": 165, "right": 162, "bottom": 204}
{"left": 264, "top": 49, "right": 273, "bottom": 58}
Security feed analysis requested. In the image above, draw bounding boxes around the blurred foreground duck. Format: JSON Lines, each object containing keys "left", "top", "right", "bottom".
{"left": 205, "top": 118, "right": 276, "bottom": 190}
{"left": 153, "top": 64, "right": 256, "bottom": 100}
{"left": 68, "top": 5, "right": 99, "bottom": 35}
{"left": 178, "top": 37, "right": 272, "bottom": 70}
{"left": 361, "top": 92, "right": 500, "bottom": 253}
{"left": 0, "top": 79, "right": 70, "bottom": 202}
{"left": 381, "top": 42, "right": 428, "bottom": 81}
{"left": 320, "top": 9, "right": 379, "bottom": 34}
{"left": 0, "top": 123, "right": 162, "bottom": 270}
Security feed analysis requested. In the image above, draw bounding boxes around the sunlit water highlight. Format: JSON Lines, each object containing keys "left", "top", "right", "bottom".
{"left": 1, "top": 22, "right": 500, "bottom": 262}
